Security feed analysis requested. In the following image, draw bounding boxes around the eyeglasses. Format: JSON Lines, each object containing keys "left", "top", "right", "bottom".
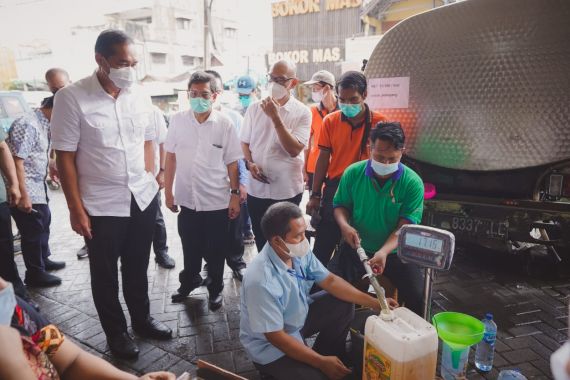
{"left": 267, "top": 74, "right": 295, "bottom": 86}
{"left": 188, "top": 90, "right": 213, "bottom": 99}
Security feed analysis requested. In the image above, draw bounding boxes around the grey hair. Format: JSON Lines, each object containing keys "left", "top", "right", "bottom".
{"left": 261, "top": 202, "right": 303, "bottom": 240}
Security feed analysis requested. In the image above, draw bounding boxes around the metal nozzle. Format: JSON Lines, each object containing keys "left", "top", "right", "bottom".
{"left": 356, "top": 247, "right": 393, "bottom": 320}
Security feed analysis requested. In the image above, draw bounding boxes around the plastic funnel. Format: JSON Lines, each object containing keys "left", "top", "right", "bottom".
{"left": 433, "top": 312, "right": 485, "bottom": 368}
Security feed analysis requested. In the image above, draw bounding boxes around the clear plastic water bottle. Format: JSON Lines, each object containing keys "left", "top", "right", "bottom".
{"left": 475, "top": 313, "right": 497, "bottom": 372}
{"left": 497, "top": 369, "right": 527, "bottom": 379}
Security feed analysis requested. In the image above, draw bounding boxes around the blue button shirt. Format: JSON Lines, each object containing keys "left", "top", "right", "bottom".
{"left": 240, "top": 242, "right": 330, "bottom": 365}
{"left": 6, "top": 109, "right": 51, "bottom": 204}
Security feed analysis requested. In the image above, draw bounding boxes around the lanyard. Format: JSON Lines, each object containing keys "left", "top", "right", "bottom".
{"left": 287, "top": 266, "right": 306, "bottom": 281}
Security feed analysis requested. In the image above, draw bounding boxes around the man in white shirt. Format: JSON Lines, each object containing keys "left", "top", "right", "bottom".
{"left": 205, "top": 70, "right": 248, "bottom": 281}
{"left": 164, "top": 71, "right": 242, "bottom": 311}
{"left": 51, "top": 30, "right": 172, "bottom": 360}
{"left": 241, "top": 60, "right": 311, "bottom": 251}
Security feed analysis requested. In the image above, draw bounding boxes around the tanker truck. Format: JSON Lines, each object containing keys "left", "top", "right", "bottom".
{"left": 363, "top": 0, "right": 570, "bottom": 268}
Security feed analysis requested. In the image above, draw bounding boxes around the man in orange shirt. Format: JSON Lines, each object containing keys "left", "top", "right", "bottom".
{"left": 303, "top": 70, "right": 338, "bottom": 191}
{"left": 306, "top": 71, "right": 386, "bottom": 266}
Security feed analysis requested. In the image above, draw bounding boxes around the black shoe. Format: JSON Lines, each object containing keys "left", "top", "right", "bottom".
{"left": 171, "top": 282, "right": 201, "bottom": 303}
{"left": 132, "top": 317, "right": 172, "bottom": 340}
{"left": 155, "top": 251, "right": 175, "bottom": 269}
{"left": 232, "top": 267, "right": 247, "bottom": 282}
{"left": 76, "top": 245, "right": 89, "bottom": 259}
{"left": 14, "top": 283, "right": 40, "bottom": 311}
{"left": 209, "top": 293, "right": 223, "bottom": 311}
{"left": 44, "top": 258, "right": 66, "bottom": 271}
{"left": 25, "top": 272, "right": 62, "bottom": 287}
{"left": 108, "top": 332, "right": 139, "bottom": 359}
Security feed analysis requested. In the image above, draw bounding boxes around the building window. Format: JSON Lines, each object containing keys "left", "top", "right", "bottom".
{"left": 181, "top": 55, "right": 195, "bottom": 66}
{"left": 224, "top": 27, "right": 237, "bottom": 39}
{"left": 151, "top": 53, "right": 167, "bottom": 65}
{"left": 131, "top": 16, "right": 152, "bottom": 24}
{"left": 176, "top": 17, "right": 191, "bottom": 30}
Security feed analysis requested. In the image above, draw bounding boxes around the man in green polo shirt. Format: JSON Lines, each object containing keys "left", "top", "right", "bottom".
{"left": 332, "top": 122, "right": 425, "bottom": 315}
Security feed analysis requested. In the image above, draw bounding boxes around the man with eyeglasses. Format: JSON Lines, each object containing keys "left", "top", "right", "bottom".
{"left": 302, "top": 70, "right": 338, "bottom": 193}
{"left": 240, "top": 59, "right": 311, "bottom": 252}
{"left": 165, "top": 71, "right": 242, "bottom": 311}
{"left": 52, "top": 29, "right": 172, "bottom": 359}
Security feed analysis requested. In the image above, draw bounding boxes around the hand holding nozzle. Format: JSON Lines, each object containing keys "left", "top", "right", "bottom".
{"left": 356, "top": 246, "right": 394, "bottom": 321}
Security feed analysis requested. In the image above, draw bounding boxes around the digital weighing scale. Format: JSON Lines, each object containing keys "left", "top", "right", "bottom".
{"left": 397, "top": 225, "right": 455, "bottom": 320}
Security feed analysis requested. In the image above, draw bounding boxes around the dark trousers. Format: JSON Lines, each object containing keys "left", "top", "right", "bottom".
{"left": 248, "top": 193, "right": 303, "bottom": 252}
{"left": 227, "top": 203, "right": 246, "bottom": 271}
{"left": 11, "top": 203, "right": 51, "bottom": 276}
{"left": 254, "top": 292, "right": 354, "bottom": 380}
{"left": 330, "top": 243, "right": 425, "bottom": 315}
{"left": 313, "top": 179, "right": 341, "bottom": 267}
{"left": 152, "top": 195, "right": 168, "bottom": 255}
{"left": 0, "top": 202, "right": 26, "bottom": 297}
{"left": 241, "top": 202, "right": 252, "bottom": 235}
{"left": 178, "top": 207, "right": 230, "bottom": 297}
{"left": 85, "top": 194, "right": 158, "bottom": 337}
{"left": 313, "top": 221, "right": 341, "bottom": 267}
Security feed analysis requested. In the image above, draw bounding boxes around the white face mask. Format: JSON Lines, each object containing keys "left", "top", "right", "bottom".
{"left": 269, "top": 82, "right": 289, "bottom": 100}
{"left": 283, "top": 237, "right": 310, "bottom": 258}
{"left": 0, "top": 283, "right": 16, "bottom": 325}
{"left": 371, "top": 159, "right": 399, "bottom": 177}
{"left": 312, "top": 90, "right": 323, "bottom": 103}
{"left": 108, "top": 66, "right": 137, "bottom": 89}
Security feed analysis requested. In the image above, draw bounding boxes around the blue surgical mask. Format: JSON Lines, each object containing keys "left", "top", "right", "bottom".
{"left": 239, "top": 95, "right": 252, "bottom": 109}
{"left": 339, "top": 102, "right": 362, "bottom": 118}
{"left": 371, "top": 159, "right": 399, "bottom": 177}
{"left": 0, "top": 283, "right": 16, "bottom": 325}
{"left": 189, "top": 97, "right": 212, "bottom": 114}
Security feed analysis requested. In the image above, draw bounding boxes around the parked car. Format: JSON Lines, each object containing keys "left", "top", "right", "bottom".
{"left": 0, "top": 91, "right": 31, "bottom": 133}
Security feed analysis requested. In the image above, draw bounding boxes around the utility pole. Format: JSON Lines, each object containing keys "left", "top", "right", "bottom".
{"left": 203, "top": 0, "right": 210, "bottom": 69}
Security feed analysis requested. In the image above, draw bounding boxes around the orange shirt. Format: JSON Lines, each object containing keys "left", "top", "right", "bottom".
{"left": 318, "top": 107, "right": 387, "bottom": 180}
{"left": 306, "top": 104, "right": 334, "bottom": 174}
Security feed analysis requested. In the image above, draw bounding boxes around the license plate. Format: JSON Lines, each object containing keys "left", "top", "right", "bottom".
{"left": 432, "top": 214, "right": 506, "bottom": 237}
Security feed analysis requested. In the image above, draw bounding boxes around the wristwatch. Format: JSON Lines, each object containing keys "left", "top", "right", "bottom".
{"left": 230, "top": 189, "right": 240, "bottom": 196}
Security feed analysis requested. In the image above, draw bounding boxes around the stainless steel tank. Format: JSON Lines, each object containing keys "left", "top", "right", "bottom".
{"left": 364, "top": 0, "right": 570, "bottom": 171}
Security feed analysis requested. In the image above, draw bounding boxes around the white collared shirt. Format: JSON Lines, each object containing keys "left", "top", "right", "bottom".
{"left": 152, "top": 106, "right": 168, "bottom": 176}
{"left": 240, "top": 97, "right": 311, "bottom": 200}
{"left": 164, "top": 109, "right": 243, "bottom": 212}
{"left": 51, "top": 73, "right": 158, "bottom": 217}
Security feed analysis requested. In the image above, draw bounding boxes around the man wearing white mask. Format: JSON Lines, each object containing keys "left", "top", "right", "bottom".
{"left": 164, "top": 71, "right": 242, "bottom": 310}
{"left": 240, "top": 60, "right": 311, "bottom": 252}
{"left": 240, "top": 202, "right": 397, "bottom": 380}
{"left": 302, "top": 70, "right": 338, "bottom": 191}
{"left": 51, "top": 29, "right": 172, "bottom": 359}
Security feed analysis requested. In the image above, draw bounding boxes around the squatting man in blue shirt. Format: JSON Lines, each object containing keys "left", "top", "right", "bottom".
{"left": 240, "top": 202, "right": 398, "bottom": 380}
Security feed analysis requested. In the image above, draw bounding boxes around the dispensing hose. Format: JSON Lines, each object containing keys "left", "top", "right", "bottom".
{"left": 356, "top": 246, "right": 394, "bottom": 321}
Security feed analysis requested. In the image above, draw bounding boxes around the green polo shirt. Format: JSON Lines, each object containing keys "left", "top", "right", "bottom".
{"left": 0, "top": 128, "right": 6, "bottom": 204}
{"left": 333, "top": 160, "right": 424, "bottom": 255}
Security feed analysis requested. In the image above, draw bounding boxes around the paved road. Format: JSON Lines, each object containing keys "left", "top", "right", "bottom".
{"left": 13, "top": 190, "right": 569, "bottom": 379}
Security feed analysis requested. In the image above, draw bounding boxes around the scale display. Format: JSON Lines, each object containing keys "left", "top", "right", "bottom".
{"left": 397, "top": 225, "right": 455, "bottom": 270}
{"left": 404, "top": 233, "right": 444, "bottom": 253}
